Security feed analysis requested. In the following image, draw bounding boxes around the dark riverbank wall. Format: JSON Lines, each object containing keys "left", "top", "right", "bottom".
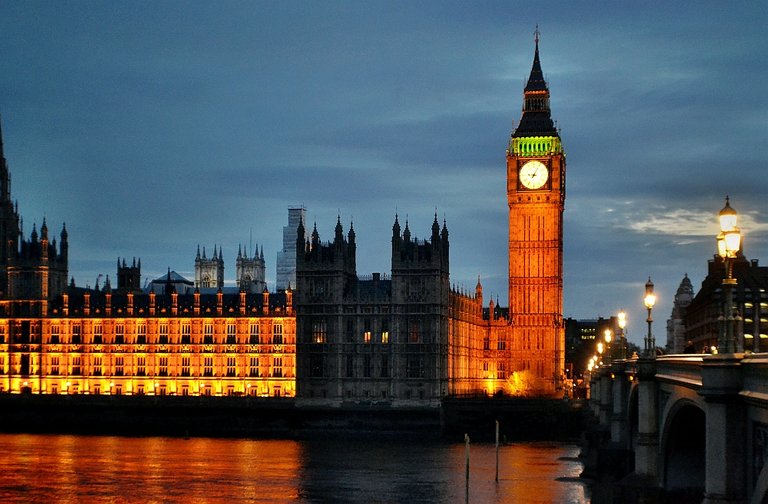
{"left": 0, "top": 395, "right": 588, "bottom": 440}
{"left": 442, "top": 396, "right": 587, "bottom": 442}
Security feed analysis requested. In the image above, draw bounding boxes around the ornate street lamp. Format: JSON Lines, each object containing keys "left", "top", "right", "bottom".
{"left": 644, "top": 277, "right": 656, "bottom": 357}
{"left": 617, "top": 310, "right": 627, "bottom": 359}
{"left": 716, "top": 196, "right": 741, "bottom": 353}
{"left": 603, "top": 328, "right": 613, "bottom": 360}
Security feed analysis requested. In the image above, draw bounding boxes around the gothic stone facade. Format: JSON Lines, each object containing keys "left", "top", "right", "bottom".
{"left": 295, "top": 216, "right": 457, "bottom": 405}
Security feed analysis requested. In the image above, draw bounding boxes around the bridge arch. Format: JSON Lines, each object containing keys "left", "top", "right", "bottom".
{"left": 660, "top": 399, "right": 705, "bottom": 499}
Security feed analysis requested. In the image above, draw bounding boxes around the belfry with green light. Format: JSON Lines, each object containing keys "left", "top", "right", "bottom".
{"left": 505, "top": 28, "right": 566, "bottom": 396}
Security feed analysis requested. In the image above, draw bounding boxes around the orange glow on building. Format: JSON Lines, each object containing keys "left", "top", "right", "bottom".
{"left": 0, "top": 293, "right": 296, "bottom": 397}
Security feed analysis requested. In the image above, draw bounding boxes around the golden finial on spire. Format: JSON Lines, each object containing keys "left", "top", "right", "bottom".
{"left": 534, "top": 24, "right": 540, "bottom": 45}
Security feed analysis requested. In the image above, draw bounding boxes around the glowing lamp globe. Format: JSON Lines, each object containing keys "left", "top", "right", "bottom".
{"left": 644, "top": 278, "right": 656, "bottom": 309}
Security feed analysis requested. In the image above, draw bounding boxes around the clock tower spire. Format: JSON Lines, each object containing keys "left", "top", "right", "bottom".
{"left": 506, "top": 31, "right": 565, "bottom": 395}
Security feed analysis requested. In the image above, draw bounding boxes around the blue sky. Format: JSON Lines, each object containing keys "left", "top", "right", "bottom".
{"left": 1, "top": 2, "right": 766, "bottom": 346}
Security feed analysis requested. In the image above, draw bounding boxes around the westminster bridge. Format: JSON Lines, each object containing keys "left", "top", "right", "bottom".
{"left": 585, "top": 352, "right": 768, "bottom": 503}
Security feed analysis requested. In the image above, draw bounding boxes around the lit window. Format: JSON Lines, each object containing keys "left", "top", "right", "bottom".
{"left": 93, "top": 323, "right": 103, "bottom": 344}
{"left": 71, "top": 356, "right": 82, "bottom": 376}
{"left": 249, "top": 357, "right": 259, "bottom": 377}
{"left": 273, "top": 324, "right": 283, "bottom": 345}
{"left": 50, "top": 325, "right": 60, "bottom": 344}
{"left": 249, "top": 324, "right": 259, "bottom": 344}
{"left": 72, "top": 324, "right": 82, "bottom": 344}
{"left": 226, "top": 323, "right": 237, "bottom": 344}
{"left": 227, "top": 356, "right": 237, "bottom": 377}
{"left": 159, "top": 323, "right": 169, "bottom": 344}
{"left": 204, "top": 324, "right": 214, "bottom": 344}
{"left": 181, "top": 323, "right": 191, "bottom": 344}
{"left": 137, "top": 324, "right": 147, "bottom": 344}
{"left": 312, "top": 320, "right": 327, "bottom": 344}
{"left": 115, "top": 324, "right": 125, "bottom": 344}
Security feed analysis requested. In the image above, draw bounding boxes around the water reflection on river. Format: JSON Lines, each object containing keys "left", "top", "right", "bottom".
{"left": 0, "top": 434, "right": 589, "bottom": 503}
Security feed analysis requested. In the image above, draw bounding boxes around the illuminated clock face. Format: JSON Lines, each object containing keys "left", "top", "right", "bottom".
{"left": 519, "top": 160, "right": 549, "bottom": 189}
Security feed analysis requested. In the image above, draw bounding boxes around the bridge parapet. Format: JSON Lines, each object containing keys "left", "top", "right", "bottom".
{"left": 741, "top": 354, "right": 768, "bottom": 405}
{"left": 655, "top": 355, "right": 703, "bottom": 389}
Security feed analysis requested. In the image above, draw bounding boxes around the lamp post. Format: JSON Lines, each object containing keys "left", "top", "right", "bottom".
{"left": 604, "top": 328, "right": 613, "bottom": 361}
{"left": 716, "top": 196, "right": 741, "bottom": 354}
{"left": 617, "top": 310, "right": 627, "bottom": 359}
{"left": 644, "top": 277, "right": 656, "bottom": 357}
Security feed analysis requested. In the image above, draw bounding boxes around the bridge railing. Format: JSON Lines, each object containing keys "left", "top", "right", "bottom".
{"left": 742, "top": 354, "right": 768, "bottom": 405}
{"left": 654, "top": 355, "right": 704, "bottom": 389}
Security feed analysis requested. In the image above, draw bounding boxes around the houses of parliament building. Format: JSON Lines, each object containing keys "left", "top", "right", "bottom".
{"left": 0, "top": 37, "right": 566, "bottom": 403}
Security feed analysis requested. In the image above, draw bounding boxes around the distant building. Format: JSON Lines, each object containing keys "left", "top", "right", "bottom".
{"left": 682, "top": 255, "right": 768, "bottom": 353}
{"left": 194, "top": 246, "right": 224, "bottom": 289}
{"left": 236, "top": 244, "right": 266, "bottom": 293}
{"left": 116, "top": 257, "right": 142, "bottom": 294}
{"left": 276, "top": 207, "right": 305, "bottom": 291}
{"left": 0, "top": 122, "right": 67, "bottom": 317}
{"left": 666, "top": 274, "right": 694, "bottom": 353}
{"left": 148, "top": 269, "right": 195, "bottom": 295}
{"left": 565, "top": 317, "right": 618, "bottom": 380}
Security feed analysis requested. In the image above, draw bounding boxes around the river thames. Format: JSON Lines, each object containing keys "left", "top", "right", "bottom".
{"left": 0, "top": 434, "right": 589, "bottom": 503}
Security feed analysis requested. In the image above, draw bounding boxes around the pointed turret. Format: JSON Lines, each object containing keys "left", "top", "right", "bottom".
{"left": 0, "top": 115, "right": 9, "bottom": 204}
{"left": 347, "top": 220, "right": 355, "bottom": 244}
{"left": 392, "top": 214, "right": 401, "bottom": 238}
{"left": 512, "top": 28, "right": 558, "bottom": 138}
{"left": 311, "top": 222, "right": 320, "bottom": 247}
{"left": 524, "top": 28, "right": 547, "bottom": 93}
{"left": 334, "top": 215, "right": 344, "bottom": 245}
{"left": 60, "top": 223, "right": 68, "bottom": 258}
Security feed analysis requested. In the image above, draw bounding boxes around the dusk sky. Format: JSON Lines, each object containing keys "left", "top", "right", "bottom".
{"left": 0, "top": 2, "right": 766, "bottom": 346}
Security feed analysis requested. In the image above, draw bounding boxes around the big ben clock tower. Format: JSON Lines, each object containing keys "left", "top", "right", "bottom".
{"left": 506, "top": 30, "right": 565, "bottom": 395}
